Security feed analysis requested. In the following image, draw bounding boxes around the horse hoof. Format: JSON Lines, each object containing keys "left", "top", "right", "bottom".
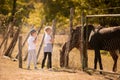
{"left": 100, "top": 71, "right": 102, "bottom": 74}
{"left": 113, "top": 69, "right": 117, "bottom": 72}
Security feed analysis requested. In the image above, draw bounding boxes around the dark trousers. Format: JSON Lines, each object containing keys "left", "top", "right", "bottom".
{"left": 41, "top": 52, "right": 52, "bottom": 69}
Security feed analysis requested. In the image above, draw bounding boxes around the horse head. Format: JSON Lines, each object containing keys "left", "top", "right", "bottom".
{"left": 84, "top": 25, "right": 95, "bottom": 41}
{"left": 60, "top": 26, "right": 81, "bottom": 67}
{"left": 60, "top": 25, "right": 95, "bottom": 67}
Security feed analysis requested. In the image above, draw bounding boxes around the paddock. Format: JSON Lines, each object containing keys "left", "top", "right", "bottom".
{"left": 0, "top": 8, "right": 120, "bottom": 80}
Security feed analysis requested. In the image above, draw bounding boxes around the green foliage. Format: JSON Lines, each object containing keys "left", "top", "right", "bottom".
{"left": 85, "top": 0, "right": 120, "bottom": 26}
{"left": 0, "top": 14, "right": 7, "bottom": 34}
{"left": 0, "top": 0, "right": 12, "bottom": 15}
{"left": 0, "top": 0, "right": 120, "bottom": 34}
{"left": 26, "top": 3, "right": 45, "bottom": 27}
{"left": 0, "top": 0, "right": 35, "bottom": 26}
{"left": 40, "top": 0, "right": 120, "bottom": 27}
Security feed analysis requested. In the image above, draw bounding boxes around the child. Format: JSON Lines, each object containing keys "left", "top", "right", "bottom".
{"left": 41, "top": 26, "right": 53, "bottom": 70}
{"left": 27, "top": 29, "right": 37, "bottom": 70}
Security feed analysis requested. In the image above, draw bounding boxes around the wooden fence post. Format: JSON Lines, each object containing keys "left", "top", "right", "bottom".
{"left": 64, "top": 8, "right": 74, "bottom": 67}
{"left": 0, "top": 23, "right": 12, "bottom": 50}
{"left": 16, "top": 27, "right": 32, "bottom": 59}
{"left": 4, "top": 27, "right": 20, "bottom": 57}
{"left": 52, "top": 19, "right": 56, "bottom": 46}
{"left": 15, "top": 26, "right": 34, "bottom": 59}
{"left": 37, "top": 34, "right": 45, "bottom": 60}
{"left": 18, "top": 36, "right": 22, "bottom": 68}
{"left": 80, "top": 11, "right": 88, "bottom": 71}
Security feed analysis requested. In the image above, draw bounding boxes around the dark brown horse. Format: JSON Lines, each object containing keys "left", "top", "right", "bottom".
{"left": 60, "top": 25, "right": 120, "bottom": 72}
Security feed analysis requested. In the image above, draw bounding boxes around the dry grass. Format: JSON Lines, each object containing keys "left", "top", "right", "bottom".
{"left": 0, "top": 34, "right": 120, "bottom": 71}
{"left": 0, "top": 34, "right": 120, "bottom": 80}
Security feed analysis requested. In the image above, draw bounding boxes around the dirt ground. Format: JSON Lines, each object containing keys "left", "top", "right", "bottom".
{"left": 0, "top": 56, "right": 120, "bottom": 80}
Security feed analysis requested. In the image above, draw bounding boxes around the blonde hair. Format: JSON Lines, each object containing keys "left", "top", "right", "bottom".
{"left": 44, "top": 26, "right": 52, "bottom": 33}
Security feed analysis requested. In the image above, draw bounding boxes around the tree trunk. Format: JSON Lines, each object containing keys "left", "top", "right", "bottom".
{"left": 15, "top": 32, "right": 30, "bottom": 59}
{"left": 18, "top": 36, "right": 22, "bottom": 68}
{"left": 3, "top": 36, "right": 8, "bottom": 52}
{"left": 37, "top": 34, "right": 45, "bottom": 60}
{"left": 23, "top": 52, "right": 28, "bottom": 61}
{"left": 4, "top": 27, "right": 20, "bottom": 57}
{"left": 10, "top": 0, "right": 17, "bottom": 37}
{"left": 0, "top": 23, "right": 12, "bottom": 49}
{"left": 80, "top": 11, "right": 88, "bottom": 70}
{"left": 64, "top": 8, "right": 74, "bottom": 67}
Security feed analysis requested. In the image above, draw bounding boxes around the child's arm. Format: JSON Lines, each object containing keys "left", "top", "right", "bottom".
{"left": 33, "top": 37, "right": 37, "bottom": 44}
{"left": 50, "top": 38, "right": 54, "bottom": 43}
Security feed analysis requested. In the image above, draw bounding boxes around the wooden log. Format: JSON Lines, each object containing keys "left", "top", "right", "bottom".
{"left": 15, "top": 28, "right": 32, "bottom": 59}
{"left": 70, "top": 8, "right": 74, "bottom": 34}
{"left": 52, "top": 19, "right": 56, "bottom": 46}
{"left": 37, "top": 34, "right": 45, "bottom": 60}
{"left": 8, "top": 38, "right": 18, "bottom": 57}
{"left": 16, "top": 27, "right": 34, "bottom": 59}
{"left": 86, "top": 14, "right": 120, "bottom": 17}
{"left": 0, "top": 23, "right": 12, "bottom": 49}
{"left": 4, "top": 27, "right": 20, "bottom": 57}
{"left": 85, "top": 68, "right": 120, "bottom": 75}
{"left": 8, "top": 28, "right": 20, "bottom": 57}
{"left": 9, "top": 0, "right": 17, "bottom": 37}
{"left": 37, "top": 20, "right": 44, "bottom": 35}
{"left": 0, "top": 0, "right": 17, "bottom": 51}
{"left": 53, "top": 68, "right": 76, "bottom": 73}
{"left": 18, "top": 36, "right": 22, "bottom": 68}
{"left": 80, "top": 11, "right": 88, "bottom": 70}
{"left": 0, "top": 0, "right": 17, "bottom": 49}
{"left": 3, "top": 36, "right": 8, "bottom": 52}
{"left": 23, "top": 52, "right": 28, "bottom": 61}
{"left": 52, "top": 19, "right": 56, "bottom": 38}
{"left": 22, "top": 32, "right": 30, "bottom": 47}
{"left": 0, "top": 31, "right": 9, "bottom": 49}
{"left": 64, "top": 8, "right": 74, "bottom": 67}
{"left": 3, "top": 23, "right": 11, "bottom": 52}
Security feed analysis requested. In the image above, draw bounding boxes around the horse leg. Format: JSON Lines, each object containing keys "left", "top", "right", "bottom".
{"left": 98, "top": 51, "right": 103, "bottom": 70}
{"left": 94, "top": 49, "right": 103, "bottom": 74}
{"left": 109, "top": 51, "right": 118, "bottom": 72}
{"left": 98, "top": 50, "right": 103, "bottom": 74}
{"left": 94, "top": 50, "right": 98, "bottom": 70}
{"left": 60, "top": 50, "right": 65, "bottom": 67}
{"left": 66, "top": 53, "right": 69, "bottom": 67}
{"left": 64, "top": 47, "right": 73, "bottom": 67}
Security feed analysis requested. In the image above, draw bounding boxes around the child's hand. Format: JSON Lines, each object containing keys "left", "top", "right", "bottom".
{"left": 50, "top": 38, "right": 54, "bottom": 43}
{"left": 35, "top": 36, "right": 38, "bottom": 40}
{"left": 34, "top": 36, "right": 38, "bottom": 43}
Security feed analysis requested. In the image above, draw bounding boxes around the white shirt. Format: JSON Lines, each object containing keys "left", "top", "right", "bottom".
{"left": 28, "top": 35, "right": 36, "bottom": 50}
{"left": 44, "top": 34, "right": 52, "bottom": 45}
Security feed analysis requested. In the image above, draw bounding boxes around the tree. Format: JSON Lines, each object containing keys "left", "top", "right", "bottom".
{"left": 40, "top": 0, "right": 120, "bottom": 26}
{"left": 85, "top": 0, "right": 120, "bottom": 26}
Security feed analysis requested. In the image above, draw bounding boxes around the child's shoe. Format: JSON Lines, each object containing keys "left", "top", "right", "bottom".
{"left": 48, "top": 68, "right": 53, "bottom": 71}
{"left": 40, "top": 68, "right": 44, "bottom": 71}
{"left": 27, "top": 66, "right": 30, "bottom": 70}
{"left": 34, "top": 67, "right": 38, "bottom": 70}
